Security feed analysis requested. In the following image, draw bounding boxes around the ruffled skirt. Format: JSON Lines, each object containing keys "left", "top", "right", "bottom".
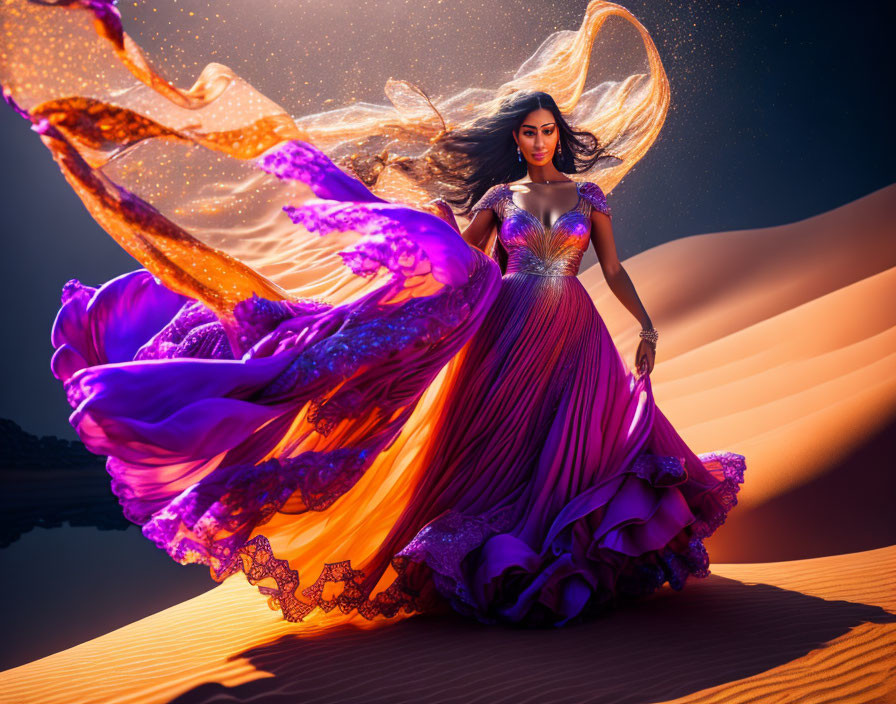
{"left": 355, "top": 271, "right": 744, "bottom": 626}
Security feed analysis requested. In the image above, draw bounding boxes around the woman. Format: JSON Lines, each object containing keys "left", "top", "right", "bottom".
{"left": 338, "top": 90, "right": 745, "bottom": 627}
{"left": 1, "top": 0, "right": 744, "bottom": 629}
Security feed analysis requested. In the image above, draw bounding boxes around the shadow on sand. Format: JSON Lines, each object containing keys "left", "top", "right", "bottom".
{"left": 168, "top": 573, "right": 895, "bottom": 704}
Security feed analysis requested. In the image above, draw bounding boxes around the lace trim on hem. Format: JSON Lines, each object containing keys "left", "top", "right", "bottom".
{"left": 145, "top": 442, "right": 744, "bottom": 626}
{"left": 226, "top": 534, "right": 431, "bottom": 622}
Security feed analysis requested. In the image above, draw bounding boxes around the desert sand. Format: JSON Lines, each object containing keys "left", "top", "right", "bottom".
{"left": 1, "top": 184, "right": 894, "bottom": 702}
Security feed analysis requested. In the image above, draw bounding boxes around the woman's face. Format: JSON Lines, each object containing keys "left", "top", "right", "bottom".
{"left": 514, "top": 108, "right": 559, "bottom": 166}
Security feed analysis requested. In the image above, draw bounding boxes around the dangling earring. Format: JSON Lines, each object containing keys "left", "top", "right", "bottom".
{"left": 517, "top": 146, "right": 523, "bottom": 162}
{"left": 556, "top": 142, "right": 562, "bottom": 157}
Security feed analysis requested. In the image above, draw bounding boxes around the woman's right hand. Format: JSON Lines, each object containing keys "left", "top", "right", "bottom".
{"left": 427, "top": 198, "right": 462, "bottom": 234}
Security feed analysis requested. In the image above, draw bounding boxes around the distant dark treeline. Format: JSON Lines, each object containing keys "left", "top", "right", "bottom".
{"left": 0, "top": 419, "right": 132, "bottom": 547}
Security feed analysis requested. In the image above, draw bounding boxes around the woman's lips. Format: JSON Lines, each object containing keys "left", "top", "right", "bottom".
{"left": 533, "top": 152, "right": 546, "bottom": 158}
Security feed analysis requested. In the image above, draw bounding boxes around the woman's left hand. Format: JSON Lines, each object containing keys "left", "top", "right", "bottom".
{"left": 635, "top": 339, "right": 656, "bottom": 377}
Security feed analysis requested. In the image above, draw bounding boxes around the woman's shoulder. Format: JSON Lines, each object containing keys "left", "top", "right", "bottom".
{"left": 469, "top": 183, "right": 511, "bottom": 215}
{"left": 486, "top": 182, "right": 513, "bottom": 197}
{"left": 578, "top": 181, "right": 612, "bottom": 218}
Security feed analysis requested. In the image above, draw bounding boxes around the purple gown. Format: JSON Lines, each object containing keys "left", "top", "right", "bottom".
{"left": 50, "top": 138, "right": 745, "bottom": 628}
{"left": 352, "top": 181, "right": 745, "bottom": 626}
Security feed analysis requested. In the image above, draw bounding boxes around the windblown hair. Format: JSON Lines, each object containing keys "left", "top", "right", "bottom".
{"left": 430, "top": 90, "right": 618, "bottom": 217}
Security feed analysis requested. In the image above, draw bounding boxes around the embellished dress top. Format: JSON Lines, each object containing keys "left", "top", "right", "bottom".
{"left": 470, "top": 181, "right": 612, "bottom": 277}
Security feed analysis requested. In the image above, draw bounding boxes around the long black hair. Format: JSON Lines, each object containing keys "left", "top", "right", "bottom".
{"left": 429, "top": 90, "right": 617, "bottom": 217}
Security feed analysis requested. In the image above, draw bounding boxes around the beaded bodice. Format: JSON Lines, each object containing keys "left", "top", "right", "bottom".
{"left": 469, "top": 181, "right": 612, "bottom": 277}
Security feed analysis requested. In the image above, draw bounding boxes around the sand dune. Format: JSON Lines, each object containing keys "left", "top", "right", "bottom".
{"left": 582, "top": 183, "right": 896, "bottom": 562}
{"left": 2, "top": 186, "right": 894, "bottom": 699}
{"left": 1, "top": 546, "right": 892, "bottom": 703}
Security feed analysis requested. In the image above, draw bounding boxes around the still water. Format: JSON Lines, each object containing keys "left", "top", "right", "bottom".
{"left": 0, "top": 524, "right": 216, "bottom": 671}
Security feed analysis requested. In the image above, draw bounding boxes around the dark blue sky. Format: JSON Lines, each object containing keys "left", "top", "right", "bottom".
{"left": 1, "top": 0, "right": 894, "bottom": 440}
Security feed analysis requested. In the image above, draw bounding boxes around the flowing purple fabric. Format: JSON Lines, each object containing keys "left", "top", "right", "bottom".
{"left": 50, "top": 139, "right": 745, "bottom": 628}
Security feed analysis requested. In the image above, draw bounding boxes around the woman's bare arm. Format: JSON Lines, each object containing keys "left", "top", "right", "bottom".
{"left": 461, "top": 209, "right": 498, "bottom": 251}
{"left": 589, "top": 210, "right": 653, "bottom": 331}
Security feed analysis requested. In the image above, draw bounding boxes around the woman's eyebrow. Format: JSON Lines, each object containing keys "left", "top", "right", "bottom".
{"left": 521, "top": 122, "right": 557, "bottom": 129}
